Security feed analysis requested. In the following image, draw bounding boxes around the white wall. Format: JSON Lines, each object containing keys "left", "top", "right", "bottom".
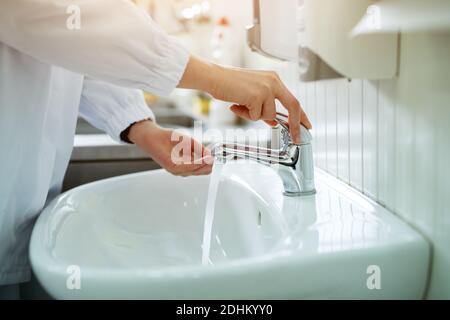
{"left": 205, "top": 0, "right": 450, "bottom": 299}
{"left": 297, "top": 32, "right": 450, "bottom": 299}
{"left": 27, "top": 0, "right": 450, "bottom": 300}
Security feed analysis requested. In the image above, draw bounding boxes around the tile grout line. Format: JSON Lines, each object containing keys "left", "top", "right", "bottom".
{"left": 361, "top": 80, "right": 365, "bottom": 195}
{"left": 375, "top": 80, "right": 380, "bottom": 201}
{"left": 324, "top": 81, "right": 328, "bottom": 173}
{"left": 347, "top": 79, "right": 351, "bottom": 186}
{"left": 335, "top": 81, "right": 338, "bottom": 177}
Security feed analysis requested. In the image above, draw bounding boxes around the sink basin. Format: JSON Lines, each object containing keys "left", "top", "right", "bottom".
{"left": 30, "top": 163, "right": 429, "bottom": 299}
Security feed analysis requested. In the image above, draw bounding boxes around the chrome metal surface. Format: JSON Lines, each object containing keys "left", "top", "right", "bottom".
{"left": 213, "top": 113, "right": 316, "bottom": 197}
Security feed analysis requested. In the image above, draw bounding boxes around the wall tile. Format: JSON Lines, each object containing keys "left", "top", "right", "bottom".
{"left": 251, "top": 32, "right": 450, "bottom": 299}
{"left": 362, "top": 80, "right": 379, "bottom": 199}
{"left": 394, "top": 91, "right": 415, "bottom": 221}
{"left": 377, "top": 80, "right": 396, "bottom": 209}
{"left": 326, "top": 81, "right": 338, "bottom": 176}
{"left": 431, "top": 97, "right": 450, "bottom": 298}
{"left": 407, "top": 32, "right": 450, "bottom": 299}
{"left": 348, "top": 80, "right": 363, "bottom": 190}
{"left": 305, "top": 82, "right": 317, "bottom": 164}
{"left": 336, "top": 79, "right": 350, "bottom": 183}
{"left": 315, "top": 81, "right": 327, "bottom": 170}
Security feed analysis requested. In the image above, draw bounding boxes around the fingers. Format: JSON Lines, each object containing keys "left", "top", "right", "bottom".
{"left": 231, "top": 102, "right": 276, "bottom": 122}
{"left": 261, "top": 99, "right": 276, "bottom": 120}
{"left": 230, "top": 104, "right": 252, "bottom": 120}
{"left": 229, "top": 86, "right": 311, "bottom": 144}
{"left": 248, "top": 101, "right": 262, "bottom": 121}
{"left": 188, "top": 163, "right": 213, "bottom": 176}
{"left": 174, "top": 137, "right": 214, "bottom": 176}
{"left": 300, "top": 107, "right": 312, "bottom": 129}
{"left": 191, "top": 137, "right": 212, "bottom": 164}
{"left": 264, "top": 120, "right": 278, "bottom": 127}
{"left": 231, "top": 104, "right": 301, "bottom": 132}
{"left": 176, "top": 164, "right": 213, "bottom": 177}
{"left": 171, "top": 157, "right": 213, "bottom": 177}
{"left": 274, "top": 84, "right": 301, "bottom": 144}
{"left": 230, "top": 99, "right": 276, "bottom": 123}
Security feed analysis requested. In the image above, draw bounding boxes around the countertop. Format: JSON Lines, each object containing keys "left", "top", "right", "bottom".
{"left": 72, "top": 105, "right": 272, "bottom": 162}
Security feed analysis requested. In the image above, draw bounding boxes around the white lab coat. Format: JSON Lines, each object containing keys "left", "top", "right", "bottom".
{"left": 0, "top": 0, "right": 189, "bottom": 285}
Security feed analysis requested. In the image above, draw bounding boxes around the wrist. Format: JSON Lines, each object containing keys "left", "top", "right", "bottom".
{"left": 127, "top": 119, "right": 159, "bottom": 145}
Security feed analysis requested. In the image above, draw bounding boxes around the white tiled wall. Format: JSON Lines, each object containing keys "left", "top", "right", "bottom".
{"left": 297, "top": 32, "right": 450, "bottom": 299}
{"left": 244, "top": 29, "right": 450, "bottom": 299}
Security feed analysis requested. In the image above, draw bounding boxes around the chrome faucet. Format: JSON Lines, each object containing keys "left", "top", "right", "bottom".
{"left": 212, "top": 113, "right": 316, "bottom": 197}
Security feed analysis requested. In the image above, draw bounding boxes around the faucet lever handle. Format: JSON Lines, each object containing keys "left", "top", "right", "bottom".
{"left": 275, "top": 112, "right": 289, "bottom": 129}
{"left": 274, "top": 112, "right": 293, "bottom": 148}
{"left": 275, "top": 112, "right": 313, "bottom": 146}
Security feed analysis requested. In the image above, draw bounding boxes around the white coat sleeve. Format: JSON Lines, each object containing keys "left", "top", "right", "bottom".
{"left": 0, "top": 0, "right": 189, "bottom": 96}
{"left": 79, "top": 78, "right": 155, "bottom": 143}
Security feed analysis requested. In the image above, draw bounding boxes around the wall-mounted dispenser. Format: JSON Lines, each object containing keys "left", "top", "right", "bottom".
{"left": 247, "top": 0, "right": 298, "bottom": 61}
{"left": 352, "top": 0, "right": 450, "bottom": 35}
{"left": 247, "top": 0, "right": 400, "bottom": 81}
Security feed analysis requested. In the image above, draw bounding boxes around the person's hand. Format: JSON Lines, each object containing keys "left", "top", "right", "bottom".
{"left": 212, "top": 68, "right": 312, "bottom": 144}
{"left": 178, "top": 56, "right": 312, "bottom": 144}
{"left": 128, "top": 120, "right": 213, "bottom": 177}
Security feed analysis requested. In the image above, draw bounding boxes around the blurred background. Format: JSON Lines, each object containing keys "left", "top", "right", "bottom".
{"left": 64, "top": 0, "right": 450, "bottom": 299}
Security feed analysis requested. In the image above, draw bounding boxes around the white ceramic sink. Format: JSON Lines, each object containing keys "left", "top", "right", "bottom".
{"left": 30, "top": 162, "right": 429, "bottom": 299}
